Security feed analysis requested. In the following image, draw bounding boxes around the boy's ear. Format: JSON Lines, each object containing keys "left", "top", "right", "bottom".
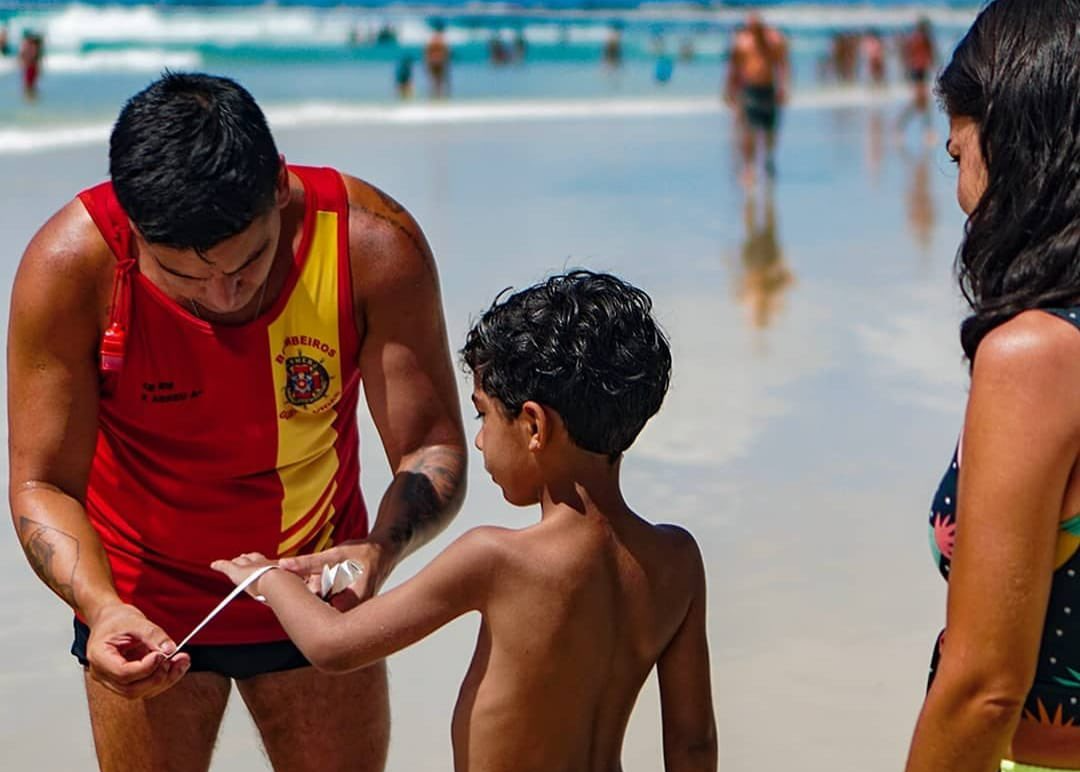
{"left": 519, "top": 400, "right": 549, "bottom": 452}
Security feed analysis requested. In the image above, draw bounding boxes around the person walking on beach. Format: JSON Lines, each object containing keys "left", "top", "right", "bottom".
{"left": 488, "top": 32, "right": 510, "bottom": 66}
{"left": 395, "top": 54, "right": 414, "bottom": 99}
{"left": 424, "top": 25, "right": 451, "bottom": 98}
{"left": 603, "top": 25, "right": 623, "bottom": 69}
{"left": 724, "top": 12, "right": 790, "bottom": 187}
{"left": 862, "top": 29, "right": 887, "bottom": 86}
{"left": 8, "top": 72, "right": 466, "bottom": 772}
{"left": 18, "top": 30, "right": 43, "bottom": 101}
{"left": 512, "top": 27, "right": 527, "bottom": 62}
{"left": 897, "top": 17, "right": 937, "bottom": 141}
{"left": 214, "top": 270, "right": 718, "bottom": 772}
{"left": 905, "top": 2, "right": 1080, "bottom": 771}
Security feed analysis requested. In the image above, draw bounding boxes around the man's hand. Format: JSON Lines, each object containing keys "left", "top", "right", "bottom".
{"left": 278, "top": 539, "right": 399, "bottom": 611}
{"left": 85, "top": 603, "right": 191, "bottom": 699}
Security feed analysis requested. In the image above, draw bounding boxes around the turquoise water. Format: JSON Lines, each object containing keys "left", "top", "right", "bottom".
{"left": 0, "top": 2, "right": 976, "bottom": 151}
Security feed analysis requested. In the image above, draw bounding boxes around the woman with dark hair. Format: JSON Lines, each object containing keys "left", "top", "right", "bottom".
{"left": 906, "top": 1, "right": 1080, "bottom": 771}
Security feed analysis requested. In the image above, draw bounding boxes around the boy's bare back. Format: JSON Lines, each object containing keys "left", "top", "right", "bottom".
{"left": 215, "top": 271, "right": 715, "bottom": 771}
{"left": 456, "top": 506, "right": 710, "bottom": 771}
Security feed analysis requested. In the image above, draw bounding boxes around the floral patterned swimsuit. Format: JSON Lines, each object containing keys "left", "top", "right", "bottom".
{"left": 929, "top": 308, "right": 1080, "bottom": 726}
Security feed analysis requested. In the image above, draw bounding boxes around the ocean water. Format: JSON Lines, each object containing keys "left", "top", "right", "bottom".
{"left": 0, "top": 2, "right": 977, "bottom": 154}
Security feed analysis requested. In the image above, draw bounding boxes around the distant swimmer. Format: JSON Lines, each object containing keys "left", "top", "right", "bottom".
{"left": 346, "top": 23, "right": 364, "bottom": 47}
{"left": 424, "top": 26, "right": 451, "bottom": 98}
{"left": 897, "top": 17, "right": 938, "bottom": 142}
{"left": 724, "top": 12, "right": 790, "bottom": 187}
{"left": 863, "top": 29, "right": 887, "bottom": 86}
{"left": 512, "top": 28, "right": 527, "bottom": 62}
{"left": 18, "top": 30, "right": 43, "bottom": 102}
{"left": 831, "top": 32, "right": 859, "bottom": 83}
{"left": 603, "top": 25, "right": 623, "bottom": 68}
{"left": 655, "top": 55, "right": 674, "bottom": 85}
{"left": 395, "top": 55, "right": 414, "bottom": 99}
{"left": 375, "top": 23, "right": 396, "bottom": 45}
{"left": 0, "top": 25, "right": 10, "bottom": 58}
{"left": 489, "top": 33, "right": 510, "bottom": 66}
{"left": 679, "top": 37, "right": 696, "bottom": 63}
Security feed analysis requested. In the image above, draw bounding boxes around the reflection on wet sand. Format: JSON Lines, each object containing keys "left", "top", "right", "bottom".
{"left": 736, "top": 184, "right": 794, "bottom": 329}
{"left": 904, "top": 148, "right": 936, "bottom": 259}
{"left": 866, "top": 109, "right": 884, "bottom": 187}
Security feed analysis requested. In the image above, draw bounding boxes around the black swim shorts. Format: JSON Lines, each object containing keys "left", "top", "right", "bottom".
{"left": 742, "top": 84, "right": 779, "bottom": 132}
{"left": 71, "top": 617, "right": 310, "bottom": 680}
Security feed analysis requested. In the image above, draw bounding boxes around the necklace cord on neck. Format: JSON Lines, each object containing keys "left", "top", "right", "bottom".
{"left": 190, "top": 273, "right": 270, "bottom": 324}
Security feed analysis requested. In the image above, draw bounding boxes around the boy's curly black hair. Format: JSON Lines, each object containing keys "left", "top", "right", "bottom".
{"left": 462, "top": 270, "right": 672, "bottom": 461}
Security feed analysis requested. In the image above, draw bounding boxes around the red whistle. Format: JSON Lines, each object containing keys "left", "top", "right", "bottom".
{"left": 100, "top": 322, "right": 126, "bottom": 373}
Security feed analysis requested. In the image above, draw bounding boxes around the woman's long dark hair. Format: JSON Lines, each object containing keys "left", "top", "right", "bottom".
{"left": 937, "top": 0, "right": 1080, "bottom": 362}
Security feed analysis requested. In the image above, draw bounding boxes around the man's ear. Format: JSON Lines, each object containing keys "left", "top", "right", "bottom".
{"left": 275, "top": 156, "right": 290, "bottom": 208}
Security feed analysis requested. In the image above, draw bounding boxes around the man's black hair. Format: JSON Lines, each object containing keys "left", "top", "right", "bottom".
{"left": 462, "top": 270, "right": 672, "bottom": 461}
{"left": 109, "top": 72, "right": 281, "bottom": 251}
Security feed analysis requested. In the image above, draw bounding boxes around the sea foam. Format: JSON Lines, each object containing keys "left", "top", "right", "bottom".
{"left": 0, "top": 87, "right": 909, "bottom": 156}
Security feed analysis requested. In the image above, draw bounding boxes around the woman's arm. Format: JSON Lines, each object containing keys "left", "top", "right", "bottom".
{"left": 906, "top": 313, "right": 1080, "bottom": 772}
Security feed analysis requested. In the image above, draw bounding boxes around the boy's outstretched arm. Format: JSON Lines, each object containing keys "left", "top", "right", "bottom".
{"left": 657, "top": 534, "right": 717, "bottom": 772}
{"left": 212, "top": 527, "right": 500, "bottom": 672}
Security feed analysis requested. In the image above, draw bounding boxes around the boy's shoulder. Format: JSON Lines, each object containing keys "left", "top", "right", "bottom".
{"left": 651, "top": 521, "right": 699, "bottom": 544}
{"left": 450, "top": 525, "right": 517, "bottom": 557}
{"left": 650, "top": 522, "right": 706, "bottom": 575}
{"left": 430, "top": 526, "right": 519, "bottom": 599}
{"left": 639, "top": 519, "right": 703, "bottom": 558}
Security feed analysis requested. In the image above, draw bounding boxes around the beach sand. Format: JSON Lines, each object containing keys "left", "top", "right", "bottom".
{"left": 0, "top": 102, "right": 968, "bottom": 770}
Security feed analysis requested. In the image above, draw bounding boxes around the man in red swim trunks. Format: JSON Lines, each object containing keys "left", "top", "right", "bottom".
{"left": 18, "top": 30, "right": 43, "bottom": 101}
{"left": 7, "top": 72, "right": 466, "bottom": 771}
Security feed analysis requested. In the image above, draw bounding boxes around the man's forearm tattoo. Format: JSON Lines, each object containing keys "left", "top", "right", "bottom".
{"left": 388, "top": 446, "right": 465, "bottom": 547}
{"left": 19, "top": 517, "right": 80, "bottom": 607}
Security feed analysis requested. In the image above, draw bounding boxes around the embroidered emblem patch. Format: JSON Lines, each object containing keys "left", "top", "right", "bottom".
{"left": 284, "top": 354, "right": 330, "bottom": 406}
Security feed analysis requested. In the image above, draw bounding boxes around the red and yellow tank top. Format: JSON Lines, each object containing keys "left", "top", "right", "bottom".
{"left": 78, "top": 165, "right": 367, "bottom": 644}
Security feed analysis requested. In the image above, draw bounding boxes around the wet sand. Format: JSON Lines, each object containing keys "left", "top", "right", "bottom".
{"left": 0, "top": 102, "right": 968, "bottom": 769}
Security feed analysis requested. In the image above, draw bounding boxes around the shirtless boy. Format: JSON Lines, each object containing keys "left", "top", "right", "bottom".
{"left": 214, "top": 270, "right": 718, "bottom": 771}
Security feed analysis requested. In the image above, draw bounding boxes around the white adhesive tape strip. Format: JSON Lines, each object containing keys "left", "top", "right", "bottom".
{"left": 167, "top": 564, "right": 279, "bottom": 658}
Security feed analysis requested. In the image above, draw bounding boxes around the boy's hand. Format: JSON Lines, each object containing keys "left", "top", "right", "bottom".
{"left": 210, "top": 553, "right": 278, "bottom": 599}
